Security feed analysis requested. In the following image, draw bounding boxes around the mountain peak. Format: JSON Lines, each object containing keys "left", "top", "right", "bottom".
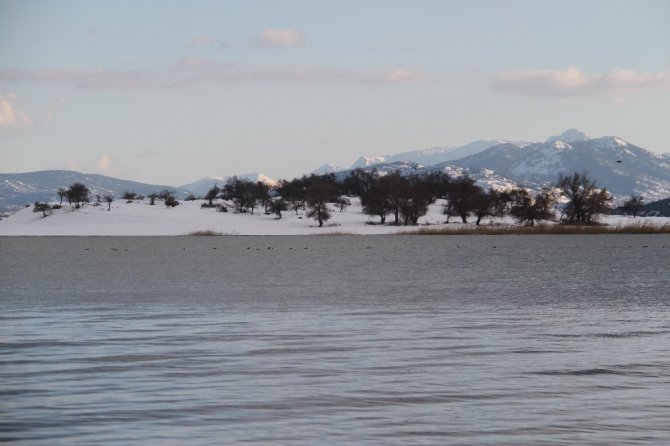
{"left": 312, "top": 164, "right": 345, "bottom": 175}
{"left": 545, "top": 129, "right": 589, "bottom": 144}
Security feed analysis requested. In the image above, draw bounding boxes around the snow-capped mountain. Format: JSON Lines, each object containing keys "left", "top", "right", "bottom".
{"left": 311, "top": 164, "right": 345, "bottom": 175}
{"left": 349, "top": 139, "right": 520, "bottom": 169}
{"left": 2, "top": 130, "right": 668, "bottom": 215}
{"left": 0, "top": 170, "right": 186, "bottom": 213}
{"left": 180, "top": 173, "right": 278, "bottom": 196}
{"left": 332, "top": 129, "right": 669, "bottom": 202}
{"left": 333, "top": 161, "right": 523, "bottom": 194}
{"left": 452, "top": 132, "right": 670, "bottom": 201}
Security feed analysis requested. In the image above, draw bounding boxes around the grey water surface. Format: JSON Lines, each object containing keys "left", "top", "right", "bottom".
{"left": 1, "top": 235, "right": 669, "bottom": 445}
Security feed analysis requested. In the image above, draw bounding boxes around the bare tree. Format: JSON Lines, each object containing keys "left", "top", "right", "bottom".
{"left": 380, "top": 172, "right": 407, "bottom": 225}
{"left": 398, "top": 176, "right": 432, "bottom": 225}
{"left": 305, "top": 178, "right": 333, "bottom": 227}
{"left": 276, "top": 177, "right": 306, "bottom": 215}
{"left": 444, "top": 176, "right": 481, "bottom": 224}
{"left": 56, "top": 187, "right": 67, "bottom": 205}
{"left": 66, "top": 183, "right": 90, "bottom": 209}
{"left": 204, "top": 185, "right": 220, "bottom": 207}
{"left": 269, "top": 198, "right": 288, "bottom": 219}
{"left": 510, "top": 188, "right": 555, "bottom": 226}
{"left": 122, "top": 191, "right": 137, "bottom": 202}
{"left": 255, "top": 181, "right": 271, "bottom": 214}
{"left": 104, "top": 194, "right": 114, "bottom": 211}
{"left": 334, "top": 196, "right": 351, "bottom": 212}
{"left": 33, "top": 202, "right": 52, "bottom": 217}
{"left": 223, "top": 176, "right": 257, "bottom": 213}
{"left": 622, "top": 195, "right": 644, "bottom": 218}
{"left": 361, "top": 178, "right": 391, "bottom": 224}
{"left": 158, "top": 190, "right": 179, "bottom": 207}
{"left": 472, "top": 188, "right": 494, "bottom": 226}
{"left": 148, "top": 192, "right": 158, "bottom": 205}
{"left": 342, "top": 168, "right": 375, "bottom": 196}
{"left": 556, "top": 172, "right": 612, "bottom": 224}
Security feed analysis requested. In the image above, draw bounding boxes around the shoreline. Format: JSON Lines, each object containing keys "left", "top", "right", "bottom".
{"left": 1, "top": 199, "right": 669, "bottom": 237}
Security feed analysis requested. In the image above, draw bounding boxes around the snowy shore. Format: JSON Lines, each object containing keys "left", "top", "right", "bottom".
{"left": 0, "top": 198, "right": 667, "bottom": 236}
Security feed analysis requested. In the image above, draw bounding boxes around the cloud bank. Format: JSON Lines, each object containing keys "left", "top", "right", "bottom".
{"left": 492, "top": 67, "right": 670, "bottom": 97}
{"left": 250, "top": 28, "right": 304, "bottom": 48}
{"left": 0, "top": 68, "right": 150, "bottom": 90}
{"left": 0, "top": 93, "right": 32, "bottom": 130}
{"left": 166, "top": 63, "right": 431, "bottom": 88}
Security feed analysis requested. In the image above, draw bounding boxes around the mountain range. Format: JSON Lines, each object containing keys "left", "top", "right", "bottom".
{"left": 323, "top": 129, "right": 670, "bottom": 202}
{"left": 1, "top": 130, "right": 668, "bottom": 214}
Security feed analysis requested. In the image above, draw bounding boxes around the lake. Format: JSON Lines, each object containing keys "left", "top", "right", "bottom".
{"left": 1, "top": 235, "right": 669, "bottom": 445}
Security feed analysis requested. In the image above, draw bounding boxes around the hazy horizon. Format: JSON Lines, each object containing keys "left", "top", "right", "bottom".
{"left": 1, "top": 0, "right": 669, "bottom": 185}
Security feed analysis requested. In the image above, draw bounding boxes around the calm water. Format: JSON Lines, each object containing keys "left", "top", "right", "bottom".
{"left": 1, "top": 235, "right": 669, "bottom": 445}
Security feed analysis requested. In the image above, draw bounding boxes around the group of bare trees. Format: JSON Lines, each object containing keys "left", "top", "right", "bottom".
{"left": 196, "top": 170, "right": 616, "bottom": 227}
{"left": 202, "top": 177, "right": 271, "bottom": 214}
{"left": 45, "top": 183, "right": 180, "bottom": 216}
{"left": 41, "top": 171, "right": 617, "bottom": 226}
{"left": 56, "top": 183, "right": 90, "bottom": 208}
{"left": 554, "top": 172, "right": 613, "bottom": 224}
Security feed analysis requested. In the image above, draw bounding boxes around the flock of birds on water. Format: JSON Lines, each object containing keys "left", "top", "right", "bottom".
{"left": 82, "top": 243, "right": 662, "bottom": 253}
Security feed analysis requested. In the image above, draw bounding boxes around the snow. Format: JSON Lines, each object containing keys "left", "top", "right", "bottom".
{"left": 551, "top": 141, "right": 572, "bottom": 151}
{"left": 545, "top": 129, "right": 589, "bottom": 144}
{"left": 1, "top": 199, "right": 667, "bottom": 236}
{"left": 613, "top": 137, "right": 629, "bottom": 147}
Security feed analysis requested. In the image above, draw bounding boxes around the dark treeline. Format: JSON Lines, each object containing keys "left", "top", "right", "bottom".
{"left": 199, "top": 170, "right": 614, "bottom": 227}
{"left": 43, "top": 170, "right": 616, "bottom": 226}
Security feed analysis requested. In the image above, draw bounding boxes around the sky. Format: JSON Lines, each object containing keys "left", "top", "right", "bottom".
{"left": 1, "top": 0, "right": 669, "bottom": 186}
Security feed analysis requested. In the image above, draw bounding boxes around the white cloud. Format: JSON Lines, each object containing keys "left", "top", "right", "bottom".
{"left": 67, "top": 159, "right": 82, "bottom": 171}
{"left": 96, "top": 153, "right": 112, "bottom": 171}
{"left": 0, "top": 93, "right": 32, "bottom": 130}
{"left": 250, "top": 28, "right": 304, "bottom": 48}
{"left": 166, "top": 63, "right": 431, "bottom": 88}
{"left": 492, "top": 67, "right": 670, "bottom": 97}
{"left": 174, "top": 56, "right": 216, "bottom": 71}
{"left": 358, "top": 68, "right": 431, "bottom": 85}
{"left": 0, "top": 68, "right": 151, "bottom": 90}
{"left": 188, "top": 35, "right": 215, "bottom": 48}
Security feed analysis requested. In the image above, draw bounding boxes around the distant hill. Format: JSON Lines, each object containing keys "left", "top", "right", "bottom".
{"left": 2, "top": 130, "right": 669, "bottom": 215}
{"left": 311, "top": 164, "right": 346, "bottom": 175}
{"left": 331, "top": 129, "right": 670, "bottom": 202}
{"left": 180, "top": 173, "right": 278, "bottom": 196}
{"left": 612, "top": 197, "right": 670, "bottom": 217}
{"left": 0, "top": 170, "right": 185, "bottom": 213}
{"left": 452, "top": 132, "right": 670, "bottom": 201}
{"left": 349, "top": 139, "right": 519, "bottom": 169}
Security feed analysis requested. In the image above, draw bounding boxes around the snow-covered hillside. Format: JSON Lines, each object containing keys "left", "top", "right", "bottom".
{"left": 1, "top": 198, "right": 667, "bottom": 236}
{"left": 0, "top": 198, "right": 443, "bottom": 236}
{"left": 2, "top": 130, "right": 669, "bottom": 217}
{"left": 453, "top": 132, "right": 670, "bottom": 201}
{"left": 327, "top": 129, "right": 670, "bottom": 202}
{"left": 0, "top": 170, "right": 184, "bottom": 213}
